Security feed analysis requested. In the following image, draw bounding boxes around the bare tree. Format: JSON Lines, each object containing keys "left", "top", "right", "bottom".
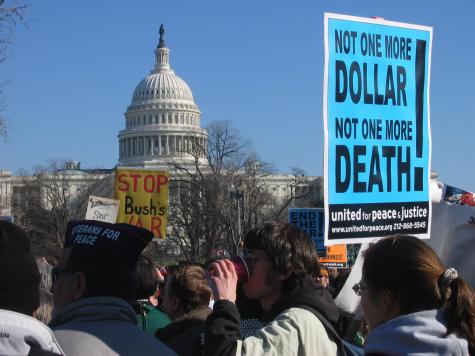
{"left": 13, "top": 160, "right": 109, "bottom": 258}
{"left": 167, "top": 121, "right": 276, "bottom": 262}
{"left": 272, "top": 167, "right": 324, "bottom": 221}
{"left": 0, "top": 0, "right": 28, "bottom": 138}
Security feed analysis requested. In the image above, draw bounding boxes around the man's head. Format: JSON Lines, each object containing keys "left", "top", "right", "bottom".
{"left": 0, "top": 221, "right": 40, "bottom": 315}
{"left": 134, "top": 255, "right": 160, "bottom": 301}
{"left": 162, "top": 263, "right": 211, "bottom": 321}
{"left": 317, "top": 269, "right": 330, "bottom": 288}
{"left": 51, "top": 220, "right": 153, "bottom": 308}
{"left": 241, "top": 222, "right": 319, "bottom": 309}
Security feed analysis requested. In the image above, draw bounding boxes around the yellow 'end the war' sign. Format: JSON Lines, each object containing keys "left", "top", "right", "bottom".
{"left": 114, "top": 168, "right": 169, "bottom": 238}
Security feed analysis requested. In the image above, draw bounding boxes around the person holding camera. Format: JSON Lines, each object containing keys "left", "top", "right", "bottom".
{"left": 205, "top": 222, "right": 340, "bottom": 356}
{"left": 133, "top": 255, "right": 171, "bottom": 334}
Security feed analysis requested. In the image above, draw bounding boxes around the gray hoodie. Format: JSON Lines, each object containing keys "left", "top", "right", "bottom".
{"left": 0, "top": 309, "right": 64, "bottom": 355}
{"left": 364, "top": 309, "right": 469, "bottom": 356}
{"left": 50, "top": 296, "right": 175, "bottom": 356}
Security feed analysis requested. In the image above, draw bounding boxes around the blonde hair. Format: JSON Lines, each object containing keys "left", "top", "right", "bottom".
{"left": 35, "top": 289, "right": 54, "bottom": 324}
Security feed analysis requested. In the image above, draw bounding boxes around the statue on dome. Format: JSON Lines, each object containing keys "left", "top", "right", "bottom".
{"left": 158, "top": 24, "right": 166, "bottom": 48}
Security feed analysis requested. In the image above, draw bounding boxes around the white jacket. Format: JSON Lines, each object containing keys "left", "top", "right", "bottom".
{"left": 237, "top": 307, "right": 338, "bottom": 356}
{"left": 0, "top": 308, "right": 64, "bottom": 355}
{"left": 205, "top": 277, "right": 341, "bottom": 356}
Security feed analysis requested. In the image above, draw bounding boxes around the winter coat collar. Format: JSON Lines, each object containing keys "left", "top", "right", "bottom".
{"left": 49, "top": 296, "right": 137, "bottom": 328}
{"left": 262, "top": 275, "right": 340, "bottom": 327}
{"left": 156, "top": 307, "right": 211, "bottom": 342}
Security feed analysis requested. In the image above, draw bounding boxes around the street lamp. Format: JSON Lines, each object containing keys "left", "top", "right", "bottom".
{"left": 229, "top": 183, "right": 244, "bottom": 242}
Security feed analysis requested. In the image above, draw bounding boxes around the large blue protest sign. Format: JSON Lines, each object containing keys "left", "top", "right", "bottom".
{"left": 288, "top": 208, "right": 326, "bottom": 255}
{"left": 324, "top": 13, "right": 432, "bottom": 245}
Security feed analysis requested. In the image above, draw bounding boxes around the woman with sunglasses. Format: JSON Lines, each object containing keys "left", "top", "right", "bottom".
{"left": 356, "top": 235, "right": 474, "bottom": 355}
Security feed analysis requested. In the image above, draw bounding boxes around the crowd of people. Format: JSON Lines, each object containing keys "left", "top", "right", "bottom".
{"left": 0, "top": 219, "right": 474, "bottom": 356}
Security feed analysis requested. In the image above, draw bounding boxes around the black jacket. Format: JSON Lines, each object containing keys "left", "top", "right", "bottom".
{"left": 156, "top": 307, "right": 212, "bottom": 356}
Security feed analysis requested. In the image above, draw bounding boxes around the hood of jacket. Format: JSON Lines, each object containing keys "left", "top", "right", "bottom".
{"left": 49, "top": 296, "right": 137, "bottom": 328}
{"left": 0, "top": 309, "right": 64, "bottom": 355}
{"left": 262, "top": 275, "right": 340, "bottom": 328}
{"left": 156, "top": 307, "right": 211, "bottom": 342}
{"left": 365, "top": 309, "right": 470, "bottom": 356}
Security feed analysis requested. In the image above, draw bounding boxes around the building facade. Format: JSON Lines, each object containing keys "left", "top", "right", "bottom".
{"left": 0, "top": 170, "right": 13, "bottom": 218}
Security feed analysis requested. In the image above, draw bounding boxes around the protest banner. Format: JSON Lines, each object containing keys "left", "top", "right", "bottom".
{"left": 319, "top": 244, "right": 348, "bottom": 268}
{"left": 428, "top": 181, "right": 475, "bottom": 289}
{"left": 289, "top": 208, "right": 326, "bottom": 255}
{"left": 85, "top": 196, "right": 119, "bottom": 223}
{"left": 114, "top": 168, "right": 169, "bottom": 238}
{"left": 324, "top": 13, "right": 432, "bottom": 244}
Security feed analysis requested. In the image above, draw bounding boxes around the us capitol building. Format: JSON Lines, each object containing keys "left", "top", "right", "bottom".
{"left": 0, "top": 26, "right": 322, "bottom": 220}
{"left": 118, "top": 26, "right": 208, "bottom": 169}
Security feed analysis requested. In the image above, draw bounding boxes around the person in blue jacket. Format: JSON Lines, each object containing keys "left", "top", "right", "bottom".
{"left": 356, "top": 235, "right": 474, "bottom": 356}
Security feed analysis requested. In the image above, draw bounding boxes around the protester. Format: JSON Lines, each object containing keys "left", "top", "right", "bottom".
{"left": 357, "top": 235, "right": 474, "bottom": 355}
{"left": 35, "top": 289, "right": 55, "bottom": 324}
{"left": 49, "top": 220, "right": 175, "bottom": 356}
{"left": 0, "top": 221, "right": 64, "bottom": 355}
{"left": 317, "top": 268, "right": 330, "bottom": 287}
{"left": 150, "top": 265, "right": 167, "bottom": 307}
{"left": 37, "top": 256, "right": 53, "bottom": 291}
{"left": 205, "top": 222, "right": 340, "bottom": 355}
{"left": 332, "top": 268, "right": 350, "bottom": 298}
{"left": 156, "top": 262, "right": 212, "bottom": 355}
{"left": 134, "top": 255, "right": 171, "bottom": 333}
{"left": 316, "top": 268, "right": 338, "bottom": 298}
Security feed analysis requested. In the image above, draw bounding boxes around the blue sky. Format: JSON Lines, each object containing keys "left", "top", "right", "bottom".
{"left": 1, "top": 0, "right": 474, "bottom": 192}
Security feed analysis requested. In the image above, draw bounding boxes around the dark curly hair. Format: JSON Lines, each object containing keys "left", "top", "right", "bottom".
{"left": 243, "top": 222, "right": 320, "bottom": 289}
{"left": 134, "top": 255, "right": 159, "bottom": 300}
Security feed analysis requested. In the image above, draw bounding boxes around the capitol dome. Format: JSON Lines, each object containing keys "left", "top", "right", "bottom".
{"left": 131, "top": 71, "right": 196, "bottom": 106}
{"left": 118, "top": 25, "right": 208, "bottom": 169}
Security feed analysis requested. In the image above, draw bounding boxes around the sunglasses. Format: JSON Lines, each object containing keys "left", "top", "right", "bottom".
{"left": 352, "top": 282, "right": 370, "bottom": 296}
{"left": 241, "top": 250, "right": 271, "bottom": 266}
{"left": 51, "top": 266, "right": 68, "bottom": 283}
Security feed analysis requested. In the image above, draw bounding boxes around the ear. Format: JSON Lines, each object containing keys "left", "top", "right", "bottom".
{"left": 149, "top": 295, "right": 158, "bottom": 307}
{"left": 380, "top": 290, "right": 401, "bottom": 318}
{"left": 73, "top": 272, "right": 87, "bottom": 299}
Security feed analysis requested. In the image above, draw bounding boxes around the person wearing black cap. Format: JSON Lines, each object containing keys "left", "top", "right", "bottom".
{"left": 0, "top": 221, "right": 64, "bottom": 355}
{"left": 49, "top": 220, "right": 175, "bottom": 356}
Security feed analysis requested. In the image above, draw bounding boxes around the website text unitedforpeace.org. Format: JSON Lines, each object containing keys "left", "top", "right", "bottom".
{"left": 331, "top": 205, "right": 428, "bottom": 223}
{"left": 331, "top": 220, "right": 427, "bottom": 235}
